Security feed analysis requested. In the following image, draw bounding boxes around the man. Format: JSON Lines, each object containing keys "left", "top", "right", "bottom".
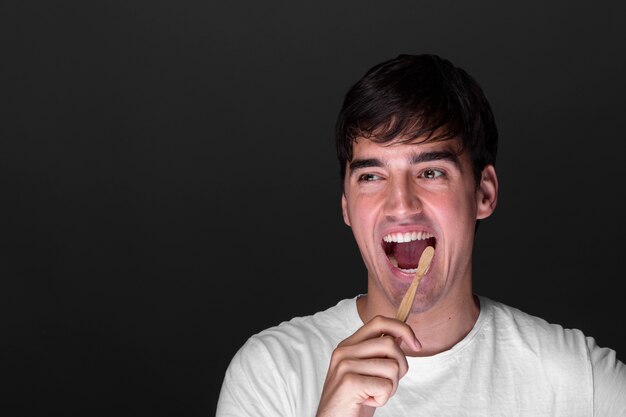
{"left": 216, "top": 54, "right": 626, "bottom": 416}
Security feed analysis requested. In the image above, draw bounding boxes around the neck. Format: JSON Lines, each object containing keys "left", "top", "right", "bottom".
{"left": 404, "top": 294, "right": 480, "bottom": 356}
{"left": 357, "top": 286, "right": 480, "bottom": 356}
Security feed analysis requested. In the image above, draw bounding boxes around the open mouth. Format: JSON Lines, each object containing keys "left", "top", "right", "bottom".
{"left": 382, "top": 231, "right": 436, "bottom": 274}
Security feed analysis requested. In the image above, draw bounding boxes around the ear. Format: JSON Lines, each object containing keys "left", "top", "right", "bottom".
{"left": 341, "top": 193, "right": 351, "bottom": 227}
{"left": 476, "top": 165, "right": 498, "bottom": 220}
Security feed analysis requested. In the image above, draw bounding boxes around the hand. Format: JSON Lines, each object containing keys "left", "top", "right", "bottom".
{"left": 315, "top": 315, "right": 422, "bottom": 417}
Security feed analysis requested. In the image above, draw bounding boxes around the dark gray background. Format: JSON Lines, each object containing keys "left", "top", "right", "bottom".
{"left": 2, "top": 1, "right": 625, "bottom": 416}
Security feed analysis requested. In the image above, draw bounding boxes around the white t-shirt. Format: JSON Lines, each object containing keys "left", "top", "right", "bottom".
{"left": 216, "top": 296, "right": 626, "bottom": 416}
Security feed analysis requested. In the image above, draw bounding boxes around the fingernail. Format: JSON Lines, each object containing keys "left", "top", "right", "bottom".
{"left": 414, "top": 337, "right": 422, "bottom": 350}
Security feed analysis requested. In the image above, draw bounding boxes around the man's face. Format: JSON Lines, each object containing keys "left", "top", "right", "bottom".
{"left": 341, "top": 136, "right": 497, "bottom": 315}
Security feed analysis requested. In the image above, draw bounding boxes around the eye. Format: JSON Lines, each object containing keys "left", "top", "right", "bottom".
{"left": 421, "top": 169, "right": 444, "bottom": 179}
{"left": 358, "top": 173, "right": 382, "bottom": 182}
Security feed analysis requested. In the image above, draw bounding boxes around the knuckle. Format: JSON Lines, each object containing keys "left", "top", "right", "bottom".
{"left": 334, "top": 358, "right": 353, "bottom": 375}
{"left": 329, "top": 349, "right": 346, "bottom": 369}
{"left": 340, "top": 372, "right": 359, "bottom": 388}
{"left": 370, "top": 315, "right": 387, "bottom": 326}
{"left": 331, "top": 345, "right": 348, "bottom": 360}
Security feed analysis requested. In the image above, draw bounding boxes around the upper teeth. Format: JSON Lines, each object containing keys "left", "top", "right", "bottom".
{"left": 383, "top": 231, "right": 434, "bottom": 243}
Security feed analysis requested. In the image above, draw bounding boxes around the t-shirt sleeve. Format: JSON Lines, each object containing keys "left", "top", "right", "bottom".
{"left": 216, "top": 337, "right": 293, "bottom": 417}
{"left": 587, "top": 337, "right": 626, "bottom": 416}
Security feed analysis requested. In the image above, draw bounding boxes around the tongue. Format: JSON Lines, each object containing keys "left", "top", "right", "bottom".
{"left": 394, "top": 240, "right": 428, "bottom": 269}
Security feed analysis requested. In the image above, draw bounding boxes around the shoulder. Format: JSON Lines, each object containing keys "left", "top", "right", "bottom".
{"left": 217, "top": 298, "right": 362, "bottom": 416}
{"left": 479, "top": 296, "right": 594, "bottom": 379}
{"left": 234, "top": 297, "right": 361, "bottom": 368}
{"left": 482, "top": 296, "right": 589, "bottom": 351}
{"left": 255, "top": 297, "right": 359, "bottom": 340}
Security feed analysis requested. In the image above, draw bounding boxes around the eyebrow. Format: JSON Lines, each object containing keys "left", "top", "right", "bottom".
{"left": 349, "top": 150, "right": 460, "bottom": 175}
{"left": 349, "top": 158, "right": 383, "bottom": 172}
{"left": 410, "top": 150, "right": 459, "bottom": 166}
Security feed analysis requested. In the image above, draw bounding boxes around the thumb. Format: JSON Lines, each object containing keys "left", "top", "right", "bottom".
{"left": 397, "top": 335, "right": 422, "bottom": 357}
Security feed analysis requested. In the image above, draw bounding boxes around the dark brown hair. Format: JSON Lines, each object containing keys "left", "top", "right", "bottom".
{"left": 335, "top": 54, "right": 498, "bottom": 186}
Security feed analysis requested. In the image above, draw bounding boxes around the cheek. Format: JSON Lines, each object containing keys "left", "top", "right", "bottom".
{"left": 349, "top": 199, "right": 381, "bottom": 246}
{"left": 426, "top": 193, "right": 466, "bottom": 215}
{"left": 425, "top": 194, "right": 477, "bottom": 232}
{"left": 350, "top": 194, "right": 379, "bottom": 221}
{"left": 351, "top": 215, "right": 375, "bottom": 244}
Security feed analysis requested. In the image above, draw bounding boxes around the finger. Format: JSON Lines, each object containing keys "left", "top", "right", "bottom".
{"left": 396, "top": 336, "right": 422, "bottom": 356}
{"left": 334, "top": 357, "right": 402, "bottom": 397}
{"left": 318, "top": 370, "right": 395, "bottom": 415}
{"left": 331, "top": 335, "right": 409, "bottom": 378}
{"left": 334, "top": 372, "right": 395, "bottom": 409}
{"left": 350, "top": 374, "right": 394, "bottom": 408}
{"left": 358, "top": 405, "right": 376, "bottom": 417}
{"left": 340, "top": 315, "right": 421, "bottom": 352}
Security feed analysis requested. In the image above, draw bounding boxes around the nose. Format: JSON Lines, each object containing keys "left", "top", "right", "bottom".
{"left": 384, "top": 175, "right": 422, "bottom": 220}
